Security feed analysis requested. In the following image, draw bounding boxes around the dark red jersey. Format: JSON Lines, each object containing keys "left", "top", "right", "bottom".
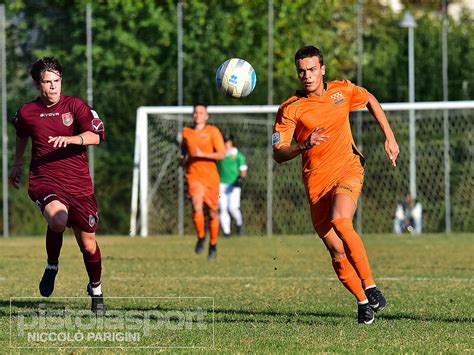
{"left": 13, "top": 94, "right": 105, "bottom": 196}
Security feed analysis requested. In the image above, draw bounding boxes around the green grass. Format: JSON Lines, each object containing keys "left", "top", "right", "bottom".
{"left": 1, "top": 233, "right": 473, "bottom": 353}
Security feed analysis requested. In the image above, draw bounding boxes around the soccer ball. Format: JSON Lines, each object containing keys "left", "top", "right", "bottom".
{"left": 216, "top": 58, "right": 257, "bottom": 98}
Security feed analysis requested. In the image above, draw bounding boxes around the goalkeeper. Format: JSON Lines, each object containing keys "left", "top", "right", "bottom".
{"left": 217, "top": 135, "right": 248, "bottom": 237}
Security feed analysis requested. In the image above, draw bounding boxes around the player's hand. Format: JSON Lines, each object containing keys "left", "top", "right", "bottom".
{"left": 234, "top": 176, "right": 244, "bottom": 188}
{"left": 8, "top": 164, "right": 22, "bottom": 189}
{"left": 193, "top": 147, "right": 205, "bottom": 158}
{"left": 300, "top": 127, "right": 329, "bottom": 150}
{"left": 384, "top": 138, "right": 399, "bottom": 167}
{"left": 48, "top": 136, "right": 73, "bottom": 148}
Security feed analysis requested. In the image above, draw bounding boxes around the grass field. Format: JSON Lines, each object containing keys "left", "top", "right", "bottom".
{"left": 1, "top": 233, "right": 473, "bottom": 352}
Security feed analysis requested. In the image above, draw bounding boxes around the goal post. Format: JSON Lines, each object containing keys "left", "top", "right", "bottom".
{"left": 130, "top": 101, "right": 474, "bottom": 237}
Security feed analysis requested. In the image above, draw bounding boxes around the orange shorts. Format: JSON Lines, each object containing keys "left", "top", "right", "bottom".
{"left": 307, "top": 154, "right": 365, "bottom": 238}
{"left": 187, "top": 179, "right": 219, "bottom": 211}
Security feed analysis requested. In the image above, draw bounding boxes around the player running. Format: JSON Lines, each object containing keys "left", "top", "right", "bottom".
{"left": 180, "top": 103, "right": 226, "bottom": 260}
{"left": 273, "top": 46, "right": 399, "bottom": 324}
{"left": 9, "top": 57, "right": 106, "bottom": 314}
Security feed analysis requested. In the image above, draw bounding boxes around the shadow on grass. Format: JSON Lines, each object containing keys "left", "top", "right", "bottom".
{"left": 1, "top": 299, "right": 471, "bottom": 325}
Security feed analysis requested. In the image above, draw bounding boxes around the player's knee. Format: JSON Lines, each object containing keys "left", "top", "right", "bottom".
{"left": 48, "top": 212, "right": 68, "bottom": 232}
{"left": 209, "top": 209, "right": 219, "bottom": 220}
{"left": 330, "top": 218, "right": 353, "bottom": 235}
{"left": 81, "top": 240, "right": 97, "bottom": 256}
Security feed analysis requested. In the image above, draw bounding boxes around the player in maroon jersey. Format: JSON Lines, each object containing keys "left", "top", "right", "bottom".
{"left": 9, "top": 57, "right": 105, "bottom": 314}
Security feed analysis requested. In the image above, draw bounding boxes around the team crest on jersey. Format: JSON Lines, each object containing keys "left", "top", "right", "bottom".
{"left": 62, "top": 112, "right": 73, "bottom": 126}
{"left": 330, "top": 92, "right": 345, "bottom": 105}
{"left": 91, "top": 118, "right": 104, "bottom": 133}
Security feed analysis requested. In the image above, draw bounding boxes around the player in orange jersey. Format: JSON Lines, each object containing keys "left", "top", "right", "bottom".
{"left": 273, "top": 46, "right": 399, "bottom": 324}
{"left": 180, "top": 103, "right": 226, "bottom": 260}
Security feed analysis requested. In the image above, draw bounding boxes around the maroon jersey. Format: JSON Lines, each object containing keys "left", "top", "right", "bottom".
{"left": 13, "top": 94, "right": 105, "bottom": 196}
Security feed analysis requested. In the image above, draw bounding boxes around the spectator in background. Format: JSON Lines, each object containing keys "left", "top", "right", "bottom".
{"left": 217, "top": 135, "right": 248, "bottom": 237}
{"left": 394, "top": 193, "right": 422, "bottom": 235}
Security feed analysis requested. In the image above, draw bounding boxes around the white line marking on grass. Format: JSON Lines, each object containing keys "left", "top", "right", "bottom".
{"left": 110, "top": 276, "right": 473, "bottom": 282}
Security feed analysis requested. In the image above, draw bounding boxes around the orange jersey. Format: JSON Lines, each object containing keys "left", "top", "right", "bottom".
{"left": 273, "top": 79, "right": 369, "bottom": 201}
{"left": 182, "top": 124, "right": 225, "bottom": 187}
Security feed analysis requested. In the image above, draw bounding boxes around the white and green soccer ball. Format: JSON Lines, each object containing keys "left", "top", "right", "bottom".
{"left": 216, "top": 58, "right": 257, "bottom": 98}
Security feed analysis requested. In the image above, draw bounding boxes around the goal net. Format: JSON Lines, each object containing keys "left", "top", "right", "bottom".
{"left": 130, "top": 102, "right": 474, "bottom": 237}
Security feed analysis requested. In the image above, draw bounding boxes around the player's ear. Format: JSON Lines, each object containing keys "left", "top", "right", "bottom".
{"left": 321, "top": 65, "right": 326, "bottom": 76}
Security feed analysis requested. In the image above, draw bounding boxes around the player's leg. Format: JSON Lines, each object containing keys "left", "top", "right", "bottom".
{"left": 330, "top": 161, "right": 386, "bottom": 313}
{"left": 219, "top": 183, "right": 232, "bottom": 237}
{"left": 310, "top": 195, "right": 373, "bottom": 324}
{"left": 205, "top": 183, "right": 220, "bottom": 261}
{"left": 68, "top": 193, "right": 105, "bottom": 314}
{"left": 228, "top": 186, "right": 243, "bottom": 235}
{"left": 188, "top": 181, "right": 206, "bottom": 253}
{"left": 74, "top": 228, "right": 105, "bottom": 314}
{"left": 39, "top": 199, "right": 69, "bottom": 297}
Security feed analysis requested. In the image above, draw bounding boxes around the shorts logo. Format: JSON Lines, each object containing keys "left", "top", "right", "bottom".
{"left": 88, "top": 214, "right": 96, "bottom": 227}
{"left": 330, "top": 92, "right": 345, "bottom": 105}
{"left": 91, "top": 118, "right": 104, "bottom": 133}
{"left": 61, "top": 112, "right": 74, "bottom": 126}
{"left": 337, "top": 185, "right": 352, "bottom": 192}
{"left": 272, "top": 132, "right": 280, "bottom": 145}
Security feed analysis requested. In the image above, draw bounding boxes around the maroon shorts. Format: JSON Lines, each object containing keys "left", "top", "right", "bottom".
{"left": 28, "top": 188, "right": 99, "bottom": 233}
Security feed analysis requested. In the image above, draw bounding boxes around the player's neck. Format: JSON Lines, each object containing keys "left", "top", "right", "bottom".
{"left": 193, "top": 122, "right": 206, "bottom": 131}
{"left": 305, "top": 82, "right": 326, "bottom": 97}
{"left": 40, "top": 96, "right": 61, "bottom": 108}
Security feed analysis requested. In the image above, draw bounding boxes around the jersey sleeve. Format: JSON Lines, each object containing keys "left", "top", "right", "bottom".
{"left": 212, "top": 126, "right": 226, "bottom": 153}
{"left": 237, "top": 152, "right": 248, "bottom": 171}
{"left": 345, "top": 80, "right": 370, "bottom": 111}
{"left": 72, "top": 98, "right": 105, "bottom": 141}
{"left": 12, "top": 108, "right": 29, "bottom": 138}
{"left": 273, "top": 105, "right": 296, "bottom": 150}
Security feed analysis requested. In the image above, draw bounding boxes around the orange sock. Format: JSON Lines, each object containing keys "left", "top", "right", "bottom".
{"left": 209, "top": 216, "right": 219, "bottom": 246}
{"left": 332, "top": 254, "right": 366, "bottom": 302}
{"left": 331, "top": 218, "right": 375, "bottom": 288}
{"left": 193, "top": 211, "right": 205, "bottom": 239}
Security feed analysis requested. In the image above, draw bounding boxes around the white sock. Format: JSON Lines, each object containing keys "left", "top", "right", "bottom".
{"left": 365, "top": 285, "right": 376, "bottom": 291}
{"left": 358, "top": 300, "right": 369, "bottom": 305}
{"left": 91, "top": 284, "right": 102, "bottom": 296}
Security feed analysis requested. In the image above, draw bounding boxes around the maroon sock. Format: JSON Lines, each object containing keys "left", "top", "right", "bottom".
{"left": 82, "top": 243, "right": 102, "bottom": 287}
{"left": 46, "top": 227, "right": 63, "bottom": 264}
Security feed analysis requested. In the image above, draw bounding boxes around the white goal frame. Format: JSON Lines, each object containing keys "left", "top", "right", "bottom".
{"left": 130, "top": 101, "right": 474, "bottom": 237}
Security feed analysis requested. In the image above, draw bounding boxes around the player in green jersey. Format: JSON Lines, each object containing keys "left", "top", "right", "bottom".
{"left": 217, "top": 135, "right": 248, "bottom": 237}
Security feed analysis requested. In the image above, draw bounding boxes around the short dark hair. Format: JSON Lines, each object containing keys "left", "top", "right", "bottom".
{"left": 193, "top": 102, "right": 208, "bottom": 110}
{"left": 224, "top": 134, "right": 234, "bottom": 143}
{"left": 30, "top": 57, "right": 63, "bottom": 83}
{"left": 294, "top": 46, "right": 324, "bottom": 66}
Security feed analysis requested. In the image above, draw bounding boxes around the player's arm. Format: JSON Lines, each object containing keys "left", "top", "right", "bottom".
{"left": 9, "top": 135, "right": 29, "bottom": 189}
{"left": 273, "top": 128, "right": 329, "bottom": 164}
{"left": 179, "top": 142, "right": 187, "bottom": 167}
{"left": 366, "top": 92, "right": 399, "bottom": 167}
{"left": 47, "top": 131, "right": 100, "bottom": 148}
{"left": 193, "top": 148, "right": 225, "bottom": 161}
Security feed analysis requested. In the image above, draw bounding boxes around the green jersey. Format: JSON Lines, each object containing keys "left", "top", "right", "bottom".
{"left": 217, "top": 148, "right": 247, "bottom": 185}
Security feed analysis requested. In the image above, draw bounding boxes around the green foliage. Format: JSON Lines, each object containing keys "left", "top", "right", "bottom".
{"left": 1, "top": 1, "right": 473, "bottom": 235}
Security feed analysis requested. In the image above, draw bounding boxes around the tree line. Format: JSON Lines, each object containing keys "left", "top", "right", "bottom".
{"left": 2, "top": 0, "right": 473, "bottom": 235}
